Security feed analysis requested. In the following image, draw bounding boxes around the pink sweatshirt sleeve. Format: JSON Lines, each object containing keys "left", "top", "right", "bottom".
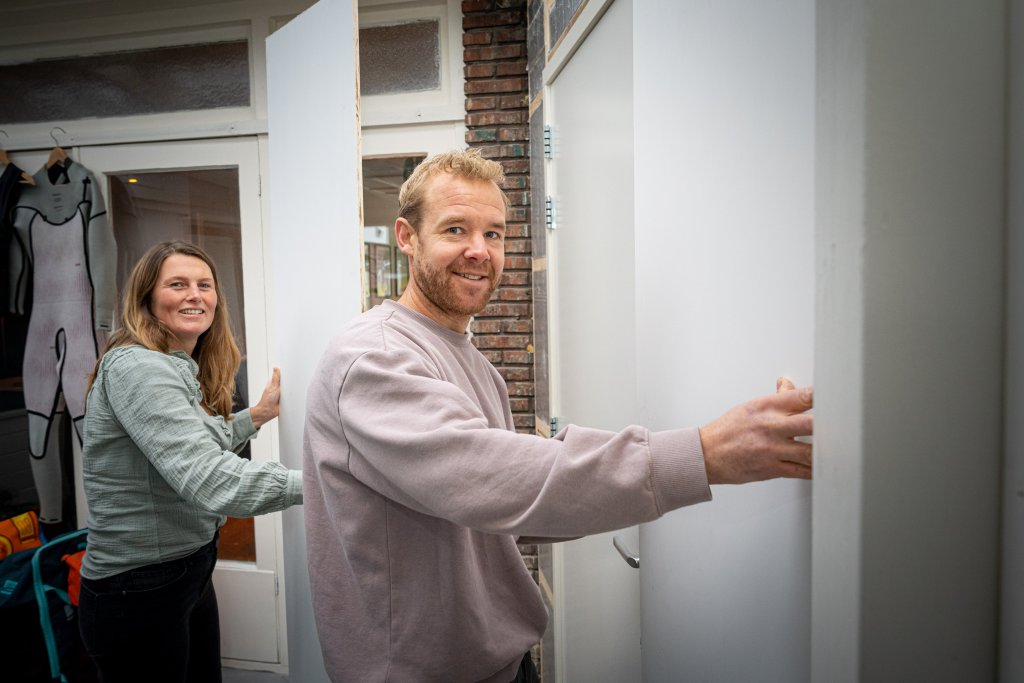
{"left": 335, "top": 347, "right": 711, "bottom": 537}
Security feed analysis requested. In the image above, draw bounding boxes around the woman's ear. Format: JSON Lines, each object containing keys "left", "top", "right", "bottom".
{"left": 396, "top": 218, "right": 416, "bottom": 258}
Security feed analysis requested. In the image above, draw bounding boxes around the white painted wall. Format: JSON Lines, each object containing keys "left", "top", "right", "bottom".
{"left": 813, "top": 1, "right": 1006, "bottom": 680}
{"left": 266, "top": 1, "right": 362, "bottom": 680}
{"left": 632, "top": 1, "right": 815, "bottom": 681}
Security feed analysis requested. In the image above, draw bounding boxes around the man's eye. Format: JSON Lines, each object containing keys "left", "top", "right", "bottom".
{"left": 447, "top": 226, "right": 462, "bottom": 234}
{"left": 486, "top": 231, "right": 504, "bottom": 240}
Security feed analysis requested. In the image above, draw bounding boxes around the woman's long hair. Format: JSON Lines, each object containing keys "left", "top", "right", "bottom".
{"left": 88, "top": 241, "right": 241, "bottom": 418}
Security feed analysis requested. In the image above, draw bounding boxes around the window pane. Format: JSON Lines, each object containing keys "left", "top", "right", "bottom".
{"left": 359, "top": 21, "right": 440, "bottom": 96}
{"left": 362, "top": 155, "right": 423, "bottom": 311}
{"left": 0, "top": 41, "right": 250, "bottom": 124}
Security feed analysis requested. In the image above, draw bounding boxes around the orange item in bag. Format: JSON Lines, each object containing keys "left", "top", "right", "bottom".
{"left": 0, "top": 511, "right": 41, "bottom": 559}
{"left": 62, "top": 550, "right": 86, "bottom": 606}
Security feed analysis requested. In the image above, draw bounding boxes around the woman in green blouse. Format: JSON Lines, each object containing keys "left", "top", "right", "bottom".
{"left": 77, "top": 241, "right": 302, "bottom": 683}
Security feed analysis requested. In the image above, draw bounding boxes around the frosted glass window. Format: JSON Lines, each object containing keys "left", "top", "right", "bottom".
{"left": 360, "top": 21, "right": 440, "bottom": 96}
{"left": 0, "top": 41, "right": 250, "bottom": 124}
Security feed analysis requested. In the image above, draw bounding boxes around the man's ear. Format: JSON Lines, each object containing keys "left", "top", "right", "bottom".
{"left": 396, "top": 218, "right": 416, "bottom": 257}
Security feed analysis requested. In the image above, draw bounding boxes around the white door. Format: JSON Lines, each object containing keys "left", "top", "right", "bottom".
{"left": 546, "top": 0, "right": 814, "bottom": 681}
{"left": 546, "top": 0, "right": 642, "bottom": 680}
{"left": 77, "top": 138, "right": 290, "bottom": 669}
{"left": 633, "top": 1, "right": 814, "bottom": 680}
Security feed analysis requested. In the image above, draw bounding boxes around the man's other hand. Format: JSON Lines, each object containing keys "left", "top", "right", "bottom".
{"left": 698, "top": 376, "right": 813, "bottom": 484}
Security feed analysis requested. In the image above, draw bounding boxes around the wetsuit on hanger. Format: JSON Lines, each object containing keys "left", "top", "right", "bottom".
{"left": 10, "top": 160, "right": 116, "bottom": 524}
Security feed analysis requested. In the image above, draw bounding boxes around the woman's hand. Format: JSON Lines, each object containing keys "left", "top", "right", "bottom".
{"left": 251, "top": 368, "right": 281, "bottom": 429}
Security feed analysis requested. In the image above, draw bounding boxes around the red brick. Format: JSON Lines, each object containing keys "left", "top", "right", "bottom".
{"left": 466, "top": 111, "right": 527, "bottom": 126}
{"left": 501, "top": 159, "right": 529, "bottom": 174}
{"left": 466, "top": 63, "right": 496, "bottom": 78}
{"left": 500, "top": 272, "right": 530, "bottom": 287}
{"left": 481, "top": 302, "right": 530, "bottom": 317}
{"left": 503, "top": 350, "right": 533, "bottom": 365}
{"left": 507, "top": 207, "right": 528, "bottom": 222}
{"left": 506, "top": 382, "right": 534, "bottom": 397}
{"left": 508, "top": 398, "right": 532, "bottom": 413}
{"left": 500, "top": 366, "right": 533, "bottom": 381}
{"left": 466, "top": 128, "right": 498, "bottom": 143}
{"left": 503, "top": 223, "right": 529, "bottom": 238}
{"left": 464, "top": 12, "right": 522, "bottom": 30}
{"left": 496, "top": 61, "right": 528, "bottom": 76}
{"left": 472, "top": 334, "right": 530, "bottom": 349}
{"left": 498, "top": 126, "right": 529, "bottom": 142}
{"left": 476, "top": 144, "right": 522, "bottom": 159}
{"left": 500, "top": 176, "right": 528, "bottom": 192}
{"left": 505, "top": 190, "right": 529, "bottom": 206}
{"left": 479, "top": 349, "right": 503, "bottom": 363}
{"left": 465, "top": 78, "right": 527, "bottom": 95}
{"left": 503, "top": 319, "right": 533, "bottom": 334}
{"left": 463, "top": 31, "right": 492, "bottom": 46}
{"left": 465, "top": 45, "right": 525, "bottom": 62}
{"left": 503, "top": 255, "right": 531, "bottom": 270}
{"left": 496, "top": 288, "right": 531, "bottom": 302}
{"left": 462, "top": 0, "right": 492, "bottom": 12}
{"left": 496, "top": 28, "right": 528, "bottom": 43}
{"left": 466, "top": 96, "right": 498, "bottom": 111}
{"left": 471, "top": 319, "right": 502, "bottom": 334}
{"left": 504, "top": 238, "right": 531, "bottom": 254}
{"left": 499, "top": 94, "right": 528, "bottom": 108}
{"left": 513, "top": 414, "right": 535, "bottom": 429}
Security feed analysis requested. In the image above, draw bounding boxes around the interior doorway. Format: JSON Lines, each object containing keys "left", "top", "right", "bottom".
{"left": 77, "top": 137, "right": 289, "bottom": 669}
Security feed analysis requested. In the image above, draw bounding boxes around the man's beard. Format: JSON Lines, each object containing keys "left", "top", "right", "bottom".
{"left": 412, "top": 256, "right": 499, "bottom": 318}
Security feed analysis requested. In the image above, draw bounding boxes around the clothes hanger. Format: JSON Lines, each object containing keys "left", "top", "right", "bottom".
{"left": 46, "top": 126, "right": 68, "bottom": 169}
{"left": 0, "top": 129, "right": 36, "bottom": 186}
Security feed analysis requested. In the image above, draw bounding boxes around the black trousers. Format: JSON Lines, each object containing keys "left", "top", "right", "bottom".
{"left": 511, "top": 651, "right": 541, "bottom": 683}
{"left": 78, "top": 536, "right": 221, "bottom": 683}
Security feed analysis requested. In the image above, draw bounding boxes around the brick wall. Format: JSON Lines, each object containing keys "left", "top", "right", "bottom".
{"left": 462, "top": 0, "right": 534, "bottom": 437}
{"left": 461, "top": 0, "right": 543, "bottom": 675}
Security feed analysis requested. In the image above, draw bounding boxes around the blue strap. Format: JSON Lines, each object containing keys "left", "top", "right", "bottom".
{"left": 31, "top": 528, "right": 87, "bottom": 680}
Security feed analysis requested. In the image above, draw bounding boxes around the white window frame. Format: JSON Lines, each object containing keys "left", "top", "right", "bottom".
{"left": 358, "top": 0, "right": 464, "bottom": 127}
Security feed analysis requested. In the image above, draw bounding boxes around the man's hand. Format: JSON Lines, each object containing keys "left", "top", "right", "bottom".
{"left": 251, "top": 367, "right": 281, "bottom": 429}
{"left": 698, "top": 377, "right": 813, "bottom": 484}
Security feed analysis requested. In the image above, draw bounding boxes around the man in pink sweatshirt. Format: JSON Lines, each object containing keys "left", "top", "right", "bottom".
{"left": 303, "top": 149, "right": 813, "bottom": 682}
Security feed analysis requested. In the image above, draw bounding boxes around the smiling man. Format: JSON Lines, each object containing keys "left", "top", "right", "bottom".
{"left": 302, "top": 149, "right": 814, "bottom": 683}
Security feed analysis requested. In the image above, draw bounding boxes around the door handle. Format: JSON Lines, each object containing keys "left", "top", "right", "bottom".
{"left": 613, "top": 535, "right": 640, "bottom": 569}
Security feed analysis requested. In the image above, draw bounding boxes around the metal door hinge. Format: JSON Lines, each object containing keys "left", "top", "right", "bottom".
{"left": 550, "top": 416, "right": 564, "bottom": 434}
{"left": 543, "top": 125, "right": 553, "bottom": 159}
{"left": 274, "top": 576, "right": 279, "bottom": 596}
{"left": 545, "top": 196, "right": 555, "bottom": 230}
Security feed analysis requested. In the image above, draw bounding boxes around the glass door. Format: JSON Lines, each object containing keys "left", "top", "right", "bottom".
{"left": 77, "top": 138, "right": 286, "bottom": 667}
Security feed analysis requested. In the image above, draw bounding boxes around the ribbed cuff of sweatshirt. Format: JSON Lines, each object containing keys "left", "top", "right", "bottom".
{"left": 649, "top": 427, "right": 712, "bottom": 513}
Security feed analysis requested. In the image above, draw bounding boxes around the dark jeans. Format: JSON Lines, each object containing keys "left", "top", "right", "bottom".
{"left": 78, "top": 536, "right": 221, "bottom": 683}
{"left": 510, "top": 651, "right": 540, "bottom": 683}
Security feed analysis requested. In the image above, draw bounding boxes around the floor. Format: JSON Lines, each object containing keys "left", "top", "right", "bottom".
{"left": 222, "top": 667, "right": 289, "bottom": 682}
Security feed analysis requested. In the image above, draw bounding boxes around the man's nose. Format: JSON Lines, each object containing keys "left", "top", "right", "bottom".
{"left": 464, "top": 233, "right": 489, "bottom": 260}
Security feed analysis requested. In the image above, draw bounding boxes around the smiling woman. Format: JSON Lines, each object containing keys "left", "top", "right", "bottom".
{"left": 76, "top": 241, "right": 302, "bottom": 682}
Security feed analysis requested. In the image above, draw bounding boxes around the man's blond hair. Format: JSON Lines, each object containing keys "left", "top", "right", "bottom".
{"left": 398, "top": 148, "right": 509, "bottom": 230}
